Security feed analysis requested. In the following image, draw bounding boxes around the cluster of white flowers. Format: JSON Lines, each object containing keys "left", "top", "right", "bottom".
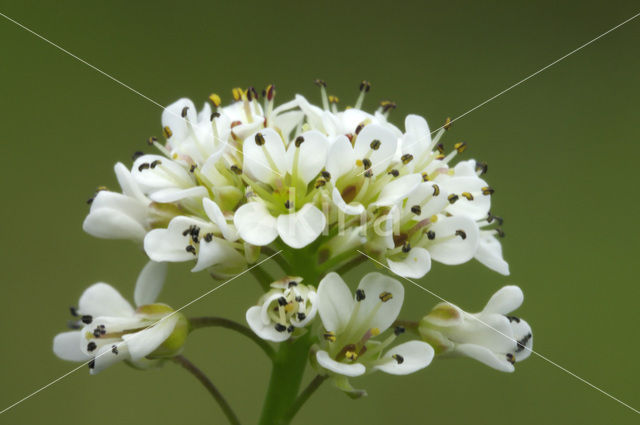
{"left": 54, "top": 82, "right": 532, "bottom": 405}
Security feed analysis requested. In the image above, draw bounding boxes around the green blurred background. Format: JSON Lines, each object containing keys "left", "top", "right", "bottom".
{"left": 1, "top": 0, "right": 638, "bottom": 423}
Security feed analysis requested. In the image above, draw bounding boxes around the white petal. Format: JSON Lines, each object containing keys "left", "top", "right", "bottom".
{"left": 316, "top": 350, "right": 365, "bottom": 377}
{"left": 475, "top": 232, "right": 509, "bottom": 275}
{"left": 276, "top": 204, "right": 326, "bottom": 248}
{"left": 53, "top": 331, "right": 90, "bottom": 362}
{"left": 83, "top": 206, "right": 147, "bottom": 241}
{"left": 149, "top": 186, "right": 208, "bottom": 203}
{"left": 243, "top": 128, "right": 287, "bottom": 182}
{"left": 162, "top": 98, "right": 197, "bottom": 142}
{"left": 326, "top": 135, "right": 356, "bottom": 179}
{"left": 353, "top": 124, "right": 397, "bottom": 175}
{"left": 317, "top": 272, "right": 354, "bottom": 334}
{"left": 483, "top": 286, "right": 523, "bottom": 314}
{"left": 234, "top": 202, "right": 277, "bottom": 246}
{"left": 353, "top": 272, "right": 404, "bottom": 333}
{"left": 78, "top": 283, "right": 134, "bottom": 317}
{"left": 406, "top": 182, "right": 449, "bottom": 220}
{"left": 114, "top": 162, "right": 148, "bottom": 202}
{"left": 453, "top": 160, "right": 478, "bottom": 176}
{"left": 287, "top": 130, "right": 329, "bottom": 184}
{"left": 387, "top": 247, "right": 431, "bottom": 278}
{"left": 428, "top": 216, "right": 479, "bottom": 265}
{"left": 440, "top": 176, "right": 491, "bottom": 220}
{"left": 273, "top": 110, "right": 304, "bottom": 140}
{"left": 374, "top": 341, "right": 434, "bottom": 375}
{"left": 402, "top": 114, "right": 431, "bottom": 156}
{"left": 134, "top": 261, "right": 168, "bottom": 307}
{"left": 122, "top": 315, "right": 178, "bottom": 360}
{"left": 192, "top": 238, "right": 245, "bottom": 272}
{"left": 332, "top": 187, "right": 365, "bottom": 215}
{"left": 373, "top": 174, "right": 422, "bottom": 207}
{"left": 246, "top": 306, "right": 291, "bottom": 342}
{"left": 455, "top": 343, "right": 514, "bottom": 372}
{"left": 203, "top": 198, "right": 238, "bottom": 242}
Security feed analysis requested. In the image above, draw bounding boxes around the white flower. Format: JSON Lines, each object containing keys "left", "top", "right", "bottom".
{"left": 143, "top": 198, "right": 246, "bottom": 275}
{"left": 314, "top": 272, "right": 434, "bottom": 394}
{"left": 53, "top": 261, "right": 188, "bottom": 374}
{"left": 83, "top": 162, "right": 153, "bottom": 241}
{"left": 233, "top": 128, "right": 329, "bottom": 248}
{"left": 246, "top": 277, "right": 318, "bottom": 342}
{"left": 419, "top": 285, "right": 532, "bottom": 372}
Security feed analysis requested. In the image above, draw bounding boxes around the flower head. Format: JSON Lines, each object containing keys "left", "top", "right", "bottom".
{"left": 53, "top": 261, "right": 187, "bottom": 374}
{"left": 419, "top": 285, "right": 533, "bottom": 372}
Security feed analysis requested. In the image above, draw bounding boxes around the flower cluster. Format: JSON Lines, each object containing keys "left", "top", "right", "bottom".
{"left": 54, "top": 82, "right": 532, "bottom": 418}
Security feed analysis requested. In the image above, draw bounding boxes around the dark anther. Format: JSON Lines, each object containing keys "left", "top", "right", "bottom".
{"left": 359, "top": 80, "right": 371, "bottom": 92}
{"left": 181, "top": 106, "right": 189, "bottom": 118}
{"left": 230, "top": 165, "right": 242, "bottom": 174}
{"left": 313, "top": 79, "right": 327, "bottom": 88}
{"left": 482, "top": 186, "right": 494, "bottom": 196}
{"left": 295, "top": 296, "right": 303, "bottom": 302}
{"left": 297, "top": 312, "right": 306, "bottom": 321}
{"left": 432, "top": 184, "right": 440, "bottom": 196}
{"left": 284, "top": 200, "right": 293, "bottom": 209}
{"left": 275, "top": 323, "right": 287, "bottom": 332}
{"left": 394, "top": 326, "right": 405, "bottom": 336}
{"left": 277, "top": 297, "right": 288, "bottom": 306}
{"left": 401, "top": 154, "right": 413, "bottom": 164}
{"left": 401, "top": 242, "right": 411, "bottom": 253}
{"left": 487, "top": 212, "right": 504, "bottom": 225}
{"left": 111, "top": 345, "right": 119, "bottom": 355}
{"left": 356, "top": 289, "right": 366, "bottom": 302}
{"left": 182, "top": 225, "right": 194, "bottom": 237}
{"left": 506, "top": 353, "right": 516, "bottom": 365}
{"left": 455, "top": 230, "right": 467, "bottom": 240}
{"left": 516, "top": 333, "right": 533, "bottom": 353}
{"left": 315, "top": 179, "right": 326, "bottom": 188}
{"left": 364, "top": 169, "right": 373, "bottom": 178}
{"left": 506, "top": 315, "right": 520, "bottom": 323}
{"left": 370, "top": 139, "right": 381, "bottom": 150}
{"left": 380, "top": 100, "right": 397, "bottom": 112}
{"left": 81, "top": 315, "right": 93, "bottom": 324}
{"left": 189, "top": 164, "right": 196, "bottom": 173}
{"left": 132, "top": 151, "right": 144, "bottom": 161}
{"left": 321, "top": 171, "right": 331, "bottom": 180}
{"left": 147, "top": 136, "right": 158, "bottom": 145}
{"left": 496, "top": 228, "right": 505, "bottom": 238}
{"left": 69, "top": 306, "right": 78, "bottom": 317}
{"left": 204, "top": 233, "right": 213, "bottom": 242}
{"left": 411, "top": 205, "right": 422, "bottom": 215}
{"left": 265, "top": 84, "right": 275, "bottom": 101}
{"left": 436, "top": 143, "right": 444, "bottom": 154}
{"left": 448, "top": 194, "right": 459, "bottom": 204}
{"left": 210, "top": 112, "right": 221, "bottom": 121}
{"left": 255, "top": 133, "right": 266, "bottom": 146}
{"left": 294, "top": 136, "right": 305, "bottom": 147}
{"left": 388, "top": 169, "right": 399, "bottom": 177}
{"left": 379, "top": 292, "right": 393, "bottom": 302}
{"left": 150, "top": 160, "right": 161, "bottom": 169}
{"left": 362, "top": 158, "right": 372, "bottom": 170}
{"left": 426, "top": 230, "right": 436, "bottom": 240}
{"left": 288, "top": 281, "right": 298, "bottom": 288}
{"left": 476, "top": 161, "right": 488, "bottom": 175}
{"left": 392, "top": 354, "right": 404, "bottom": 364}
{"left": 88, "top": 360, "right": 95, "bottom": 369}
{"left": 87, "top": 342, "right": 97, "bottom": 352}
{"left": 138, "top": 163, "right": 150, "bottom": 172}
{"left": 185, "top": 245, "right": 197, "bottom": 255}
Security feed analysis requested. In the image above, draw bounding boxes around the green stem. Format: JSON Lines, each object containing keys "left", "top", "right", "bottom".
{"left": 257, "top": 331, "right": 315, "bottom": 425}
{"left": 172, "top": 355, "right": 242, "bottom": 425}
{"left": 282, "top": 375, "right": 328, "bottom": 424}
{"left": 189, "top": 316, "right": 275, "bottom": 360}
{"left": 262, "top": 246, "right": 293, "bottom": 274}
{"left": 333, "top": 254, "right": 367, "bottom": 275}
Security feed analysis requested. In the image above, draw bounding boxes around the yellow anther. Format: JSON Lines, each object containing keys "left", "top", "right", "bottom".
{"left": 454, "top": 142, "right": 467, "bottom": 153}
{"left": 232, "top": 87, "right": 245, "bottom": 101}
{"left": 371, "top": 327, "right": 380, "bottom": 336}
{"left": 379, "top": 292, "right": 393, "bottom": 302}
{"left": 345, "top": 350, "right": 358, "bottom": 361}
{"left": 323, "top": 331, "right": 336, "bottom": 342}
{"left": 444, "top": 117, "right": 452, "bottom": 130}
{"left": 285, "top": 303, "right": 295, "bottom": 312}
{"left": 435, "top": 154, "right": 445, "bottom": 160}
{"left": 355, "top": 159, "right": 363, "bottom": 167}
{"left": 421, "top": 172, "right": 430, "bottom": 182}
{"left": 430, "top": 215, "right": 438, "bottom": 223}
{"left": 163, "top": 126, "right": 173, "bottom": 139}
{"left": 432, "top": 184, "right": 440, "bottom": 196}
{"left": 328, "top": 95, "right": 340, "bottom": 104}
{"left": 461, "top": 192, "right": 474, "bottom": 201}
{"left": 208, "top": 93, "right": 222, "bottom": 107}
{"left": 482, "top": 186, "right": 495, "bottom": 196}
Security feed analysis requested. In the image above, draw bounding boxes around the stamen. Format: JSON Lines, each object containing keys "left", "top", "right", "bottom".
{"left": 294, "top": 136, "right": 305, "bottom": 147}
{"left": 288, "top": 280, "right": 298, "bottom": 287}
{"left": 185, "top": 245, "right": 197, "bottom": 255}
{"left": 516, "top": 333, "right": 532, "bottom": 352}
{"left": 138, "top": 163, "right": 150, "bottom": 171}
{"left": 506, "top": 353, "right": 516, "bottom": 365}
{"left": 255, "top": 133, "right": 266, "bottom": 146}
{"left": 321, "top": 171, "right": 331, "bottom": 180}
{"left": 230, "top": 165, "right": 242, "bottom": 175}
{"left": 232, "top": 87, "right": 243, "bottom": 102}
{"left": 314, "top": 79, "right": 329, "bottom": 110}
{"left": 314, "top": 179, "right": 326, "bottom": 188}
{"left": 426, "top": 230, "right": 436, "bottom": 240}
{"left": 432, "top": 184, "right": 440, "bottom": 196}
{"left": 362, "top": 158, "right": 372, "bottom": 170}
{"left": 411, "top": 205, "right": 422, "bottom": 215}
{"left": 455, "top": 230, "right": 467, "bottom": 240}
{"left": 394, "top": 326, "right": 405, "bottom": 335}
{"left": 297, "top": 312, "right": 306, "bottom": 321}
{"left": 476, "top": 161, "right": 488, "bottom": 175}
{"left": 323, "top": 331, "right": 336, "bottom": 342}
{"left": 355, "top": 80, "right": 371, "bottom": 109}
{"left": 277, "top": 297, "right": 288, "bottom": 306}
{"left": 356, "top": 289, "right": 366, "bottom": 302}
{"left": 81, "top": 315, "right": 93, "bottom": 324}
{"left": 506, "top": 315, "right": 520, "bottom": 323}
{"left": 392, "top": 354, "right": 404, "bottom": 364}
{"left": 448, "top": 194, "right": 459, "bottom": 204}
{"left": 111, "top": 345, "right": 119, "bottom": 355}
{"left": 482, "top": 186, "right": 494, "bottom": 196}
{"left": 401, "top": 242, "right": 411, "bottom": 253}
{"left": 163, "top": 126, "right": 173, "bottom": 139}
{"left": 208, "top": 93, "right": 222, "bottom": 108}
{"left": 379, "top": 292, "right": 393, "bottom": 302}
{"left": 204, "top": 233, "right": 213, "bottom": 242}
{"left": 454, "top": 142, "right": 467, "bottom": 153}
{"left": 131, "top": 151, "right": 144, "bottom": 161}
{"left": 69, "top": 307, "right": 78, "bottom": 317}
{"left": 443, "top": 117, "right": 452, "bottom": 130}
{"left": 388, "top": 169, "right": 399, "bottom": 177}
{"left": 88, "top": 360, "right": 95, "bottom": 369}
{"left": 364, "top": 169, "right": 373, "bottom": 178}
{"left": 147, "top": 136, "right": 158, "bottom": 145}
{"left": 345, "top": 350, "right": 358, "bottom": 361}
{"left": 87, "top": 342, "right": 97, "bottom": 352}
{"left": 275, "top": 323, "right": 287, "bottom": 332}
{"left": 355, "top": 123, "right": 365, "bottom": 135}
{"left": 401, "top": 154, "right": 413, "bottom": 164}
{"left": 181, "top": 106, "right": 189, "bottom": 118}
{"left": 461, "top": 192, "right": 474, "bottom": 201}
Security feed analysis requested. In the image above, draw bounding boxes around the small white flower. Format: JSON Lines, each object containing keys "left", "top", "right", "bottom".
{"left": 419, "top": 285, "right": 533, "bottom": 372}
{"left": 53, "top": 261, "right": 188, "bottom": 374}
{"left": 314, "top": 272, "right": 434, "bottom": 394}
{"left": 246, "top": 277, "right": 318, "bottom": 342}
